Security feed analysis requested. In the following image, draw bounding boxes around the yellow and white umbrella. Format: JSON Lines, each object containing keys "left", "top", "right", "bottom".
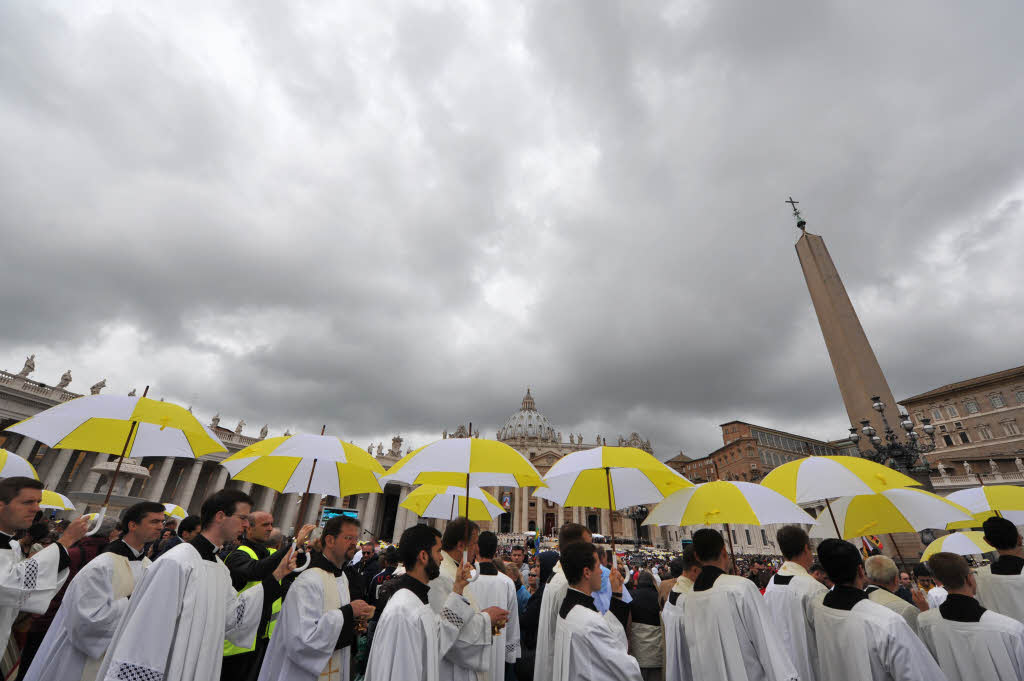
{"left": 921, "top": 531, "right": 994, "bottom": 560}
{"left": 946, "top": 485, "right": 1024, "bottom": 515}
{"left": 5, "top": 392, "right": 226, "bottom": 534}
{"left": 947, "top": 510, "right": 1024, "bottom": 530}
{"left": 644, "top": 481, "right": 814, "bottom": 564}
{"left": 40, "top": 490, "right": 75, "bottom": 511}
{"left": 402, "top": 485, "right": 506, "bottom": 522}
{"left": 0, "top": 449, "right": 39, "bottom": 479}
{"left": 761, "top": 455, "right": 921, "bottom": 503}
{"left": 162, "top": 503, "right": 187, "bottom": 519}
{"left": 808, "top": 488, "right": 972, "bottom": 539}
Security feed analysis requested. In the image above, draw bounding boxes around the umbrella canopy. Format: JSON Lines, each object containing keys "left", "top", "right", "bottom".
{"left": 0, "top": 449, "right": 38, "bottom": 480}
{"left": 533, "top": 447, "right": 692, "bottom": 510}
{"left": 760, "top": 456, "right": 920, "bottom": 503}
{"left": 40, "top": 490, "right": 75, "bottom": 511}
{"left": 163, "top": 503, "right": 187, "bottom": 519}
{"left": 945, "top": 485, "right": 1024, "bottom": 515}
{"left": 220, "top": 434, "right": 387, "bottom": 497}
{"left": 381, "top": 438, "right": 543, "bottom": 492}
{"left": 7, "top": 394, "right": 226, "bottom": 460}
{"left": 809, "top": 488, "right": 972, "bottom": 539}
{"left": 947, "top": 509, "right": 1024, "bottom": 530}
{"left": 643, "top": 481, "right": 815, "bottom": 527}
{"left": 402, "top": 485, "right": 506, "bottom": 522}
{"left": 921, "top": 531, "right": 994, "bottom": 560}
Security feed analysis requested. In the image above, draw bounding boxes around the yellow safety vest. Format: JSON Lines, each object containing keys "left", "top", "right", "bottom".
{"left": 223, "top": 545, "right": 282, "bottom": 657}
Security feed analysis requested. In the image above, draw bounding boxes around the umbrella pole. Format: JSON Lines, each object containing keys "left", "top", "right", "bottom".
{"left": 605, "top": 467, "right": 617, "bottom": 569}
{"left": 824, "top": 498, "right": 842, "bottom": 538}
{"left": 89, "top": 386, "right": 149, "bottom": 536}
{"left": 293, "top": 424, "right": 326, "bottom": 531}
{"left": 724, "top": 522, "right": 737, "bottom": 574}
{"left": 887, "top": 533, "right": 908, "bottom": 571}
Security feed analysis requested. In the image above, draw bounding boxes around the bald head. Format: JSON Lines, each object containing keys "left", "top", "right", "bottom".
{"left": 248, "top": 511, "right": 274, "bottom": 542}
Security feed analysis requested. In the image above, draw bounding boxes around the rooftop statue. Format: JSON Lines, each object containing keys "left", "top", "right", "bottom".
{"left": 90, "top": 378, "right": 106, "bottom": 395}
{"left": 16, "top": 354, "right": 35, "bottom": 378}
{"left": 57, "top": 370, "right": 72, "bottom": 389}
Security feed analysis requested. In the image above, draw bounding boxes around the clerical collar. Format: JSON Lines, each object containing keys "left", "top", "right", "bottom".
{"left": 668, "top": 591, "right": 681, "bottom": 606}
{"left": 309, "top": 551, "right": 346, "bottom": 577}
{"left": 823, "top": 585, "right": 869, "bottom": 611}
{"left": 991, "top": 554, "right": 1024, "bottom": 575}
{"left": 693, "top": 565, "right": 725, "bottom": 592}
{"left": 939, "top": 593, "right": 986, "bottom": 622}
{"left": 0, "top": 532, "right": 11, "bottom": 550}
{"left": 559, "top": 588, "right": 597, "bottom": 619}
{"left": 478, "top": 562, "right": 499, "bottom": 576}
{"left": 772, "top": 575, "right": 795, "bottom": 586}
{"left": 106, "top": 539, "right": 144, "bottom": 561}
{"left": 190, "top": 534, "right": 220, "bottom": 563}
{"left": 393, "top": 573, "right": 431, "bottom": 605}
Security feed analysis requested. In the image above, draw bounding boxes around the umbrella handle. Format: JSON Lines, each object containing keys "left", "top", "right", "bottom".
{"left": 464, "top": 550, "right": 478, "bottom": 583}
{"left": 292, "top": 550, "right": 312, "bottom": 573}
{"left": 85, "top": 506, "right": 107, "bottom": 536}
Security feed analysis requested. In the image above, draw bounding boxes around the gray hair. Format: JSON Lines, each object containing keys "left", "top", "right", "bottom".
{"left": 864, "top": 555, "right": 898, "bottom": 585}
{"left": 266, "top": 528, "right": 284, "bottom": 550}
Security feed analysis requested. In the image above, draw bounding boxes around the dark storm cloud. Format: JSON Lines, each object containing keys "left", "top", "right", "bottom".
{"left": 2, "top": 1, "right": 1023, "bottom": 459}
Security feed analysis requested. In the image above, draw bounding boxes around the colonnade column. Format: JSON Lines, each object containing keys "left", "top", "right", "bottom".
{"left": 278, "top": 494, "right": 300, "bottom": 535}
{"left": 363, "top": 493, "right": 380, "bottom": 538}
{"left": 14, "top": 436, "right": 36, "bottom": 459}
{"left": 177, "top": 460, "right": 205, "bottom": 512}
{"left": 600, "top": 508, "right": 610, "bottom": 537}
{"left": 42, "top": 449, "right": 75, "bottom": 490}
{"left": 145, "top": 458, "right": 176, "bottom": 502}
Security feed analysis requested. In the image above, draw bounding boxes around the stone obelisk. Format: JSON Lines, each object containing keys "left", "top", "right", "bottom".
{"left": 789, "top": 198, "right": 904, "bottom": 444}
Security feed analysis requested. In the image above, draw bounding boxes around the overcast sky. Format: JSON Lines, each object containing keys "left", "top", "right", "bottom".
{"left": 2, "top": 1, "right": 1022, "bottom": 460}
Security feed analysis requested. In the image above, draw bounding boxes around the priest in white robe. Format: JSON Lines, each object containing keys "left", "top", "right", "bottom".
{"left": 257, "top": 515, "right": 373, "bottom": 681}
{"left": 535, "top": 523, "right": 591, "bottom": 681}
{"left": 812, "top": 538, "right": 945, "bottom": 681}
{"left": 764, "top": 525, "right": 829, "bottom": 681}
{"left": 975, "top": 516, "right": 1024, "bottom": 625}
{"left": 918, "top": 551, "right": 1024, "bottom": 681}
{"left": 97, "top": 489, "right": 296, "bottom": 681}
{"left": 552, "top": 541, "right": 640, "bottom": 681}
{"left": 24, "top": 501, "right": 165, "bottom": 681}
{"left": 428, "top": 518, "right": 508, "bottom": 681}
{"left": 366, "top": 524, "right": 501, "bottom": 681}
{"left": 465, "top": 531, "right": 520, "bottom": 681}
{"left": 0, "top": 477, "right": 88, "bottom": 646}
{"left": 662, "top": 545, "right": 700, "bottom": 681}
{"left": 682, "top": 528, "right": 798, "bottom": 681}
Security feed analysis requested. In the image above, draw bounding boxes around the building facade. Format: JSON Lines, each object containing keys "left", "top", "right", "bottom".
{"left": 900, "top": 364, "right": 1024, "bottom": 491}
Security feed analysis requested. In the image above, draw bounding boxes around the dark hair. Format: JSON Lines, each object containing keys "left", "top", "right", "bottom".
{"left": 28, "top": 522, "right": 49, "bottom": 542}
{"left": 323, "top": 515, "right": 360, "bottom": 539}
{"left": 178, "top": 515, "right": 201, "bottom": 536}
{"left": 382, "top": 546, "right": 399, "bottom": 565}
{"left": 0, "top": 477, "right": 43, "bottom": 503}
{"left": 983, "top": 516, "right": 1020, "bottom": 550}
{"left": 669, "top": 557, "right": 685, "bottom": 578}
{"left": 638, "top": 571, "right": 656, "bottom": 589}
{"left": 441, "top": 517, "right": 479, "bottom": 552}
{"left": 478, "top": 531, "right": 498, "bottom": 559}
{"left": 200, "top": 489, "right": 254, "bottom": 529}
{"left": 809, "top": 562, "right": 824, "bottom": 574}
{"left": 681, "top": 545, "right": 700, "bottom": 571}
{"left": 399, "top": 524, "right": 442, "bottom": 570}
{"left": 927, "top": 552, "right": 970, "bottom": 590}
{"left": 511, "top": 544, "right": 524, "bottom": 554}
{"left": 562, "top": 541, "right": 599, "bottom": 584}
{"left": 692, "top": 528, "right": 725, "bottom": 563}
{"left": 776, "top": 525, "right": 810, "bottom": 560}
{"left": 121, "top": 501, "right": 165, "bottom": 529}
{"left": 558, "top": 522, "right": 590, "bottom": 548}
{"left": 817, "top": 539, "right": 863, "bottom": 585}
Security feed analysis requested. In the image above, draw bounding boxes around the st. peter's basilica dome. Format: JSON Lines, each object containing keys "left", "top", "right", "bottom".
{"left": 496, "top": 388, "right": 558, "bottom": 442}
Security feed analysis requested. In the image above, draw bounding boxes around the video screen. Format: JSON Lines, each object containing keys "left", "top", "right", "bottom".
{"left": 320, "top": 507, "right": 358, "bottom": 527}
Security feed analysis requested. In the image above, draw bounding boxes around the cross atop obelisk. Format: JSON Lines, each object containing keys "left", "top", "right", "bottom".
{"left": 786, "top": 196, "right": 806, "bottom": 230}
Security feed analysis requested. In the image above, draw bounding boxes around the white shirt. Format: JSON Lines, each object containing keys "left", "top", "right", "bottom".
{"left": 918, "top": 595, "right": 1024, "bottom": 681}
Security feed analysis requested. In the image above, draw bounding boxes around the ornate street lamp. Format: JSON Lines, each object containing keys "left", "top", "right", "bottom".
{"left": 627, "top": 505, "right": 650, "bottom": 546}
{"left": 850, "top": 395, "right": 936, "bottom": 476}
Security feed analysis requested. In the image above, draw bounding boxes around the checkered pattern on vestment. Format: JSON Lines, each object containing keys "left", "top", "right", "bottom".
{"left": 233, "top": 599, "right": 246, "bottom": 628}
{"left": 440, "top": 607, "right": 464, "bottom": 628}
{"left": 23, "top": 560, "right": 38, "bottom": 590}
{"left": 115, "top": 662, "right": 163, "bottom": 681}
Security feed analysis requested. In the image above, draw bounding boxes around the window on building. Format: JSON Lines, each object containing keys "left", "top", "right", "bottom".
{"left": 731, "top": 529, "right": 737, "bottom": 544}
{"left": 1017, "top": 390, "right": 1024, "bottom": 404}
{"left": 991, "top": 394, "right": 1006, "bottom": 409}
{"left": 954, "top": 421, "right": 963, "bottom": 430}
{"left": 965, "top": 399, "right": 980, "bottom": 414}
{"left": 958, "top": 432, "right": 970, "bottom": 444}
{"left": 979, "top": 425, "right": 994, "bottom": 440}
{"left": 932, "top": 408, "right": 943, "bottom": 421}
{"left": 760, "top": 529, "right": 769, "bottom": 544}
{"left": 914, "top": 412, "right": 924, "bottom": 424}
{"left": 946, "top": 405, "right": 959, "bottom": 418}
{"left": 943, "top": 434, "right": 954, "bottom": 446}
{"left": 1004, "top": 421, "right": 1021, "bottom": 437}
{"left": 745, "top": 529, "right": 752, "bottom": 544}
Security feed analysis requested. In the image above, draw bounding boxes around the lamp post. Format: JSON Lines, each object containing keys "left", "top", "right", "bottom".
{"left": 627, "top": 505, "right": 649, "bottom": 546}
{"left": 849, "top": 395, "right": 937, "bottom": 479}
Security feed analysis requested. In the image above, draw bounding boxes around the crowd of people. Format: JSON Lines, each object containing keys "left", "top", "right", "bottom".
{"left": 2, "top": 473, "right": 1024, "bottom": 680}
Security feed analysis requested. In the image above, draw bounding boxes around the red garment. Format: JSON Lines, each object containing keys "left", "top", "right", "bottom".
{"left": 28, "top": 536, "right": 109, "bottom": 632}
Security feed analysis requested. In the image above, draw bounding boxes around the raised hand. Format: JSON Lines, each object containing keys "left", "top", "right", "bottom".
{"left": 272, "top": 546, "right": 298, "bottom": 581}
{"left": 58, "top": 516, "right": 90, "bottom": 549}
{"left": 453, "top": 560, "right": 473, "bottom": 595}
